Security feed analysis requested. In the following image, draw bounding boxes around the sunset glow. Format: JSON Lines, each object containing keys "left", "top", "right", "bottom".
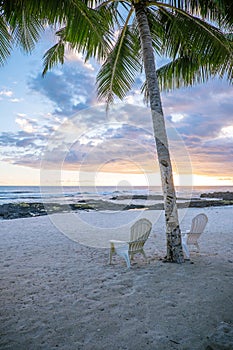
{"left": 0, "top": 31, "right": 233, "bottom": 188}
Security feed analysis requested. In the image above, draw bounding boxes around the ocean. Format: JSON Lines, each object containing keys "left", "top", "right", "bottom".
{"left": 0, "top": 185, "right": 232, "bottom": 205}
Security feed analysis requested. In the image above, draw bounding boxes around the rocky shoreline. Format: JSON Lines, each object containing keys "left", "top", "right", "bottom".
{"left": 0, "top": 192, "right": 233, "bottom": 220}
{"left": 200, "top": 191, "right": 233, "bottom": 200}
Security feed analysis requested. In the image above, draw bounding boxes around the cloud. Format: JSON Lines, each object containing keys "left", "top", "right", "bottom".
{"left": 10, "top": 98, "right": 22, "bottom": 103}
{"left": 38, "top": 105, "right": 191, "bottom": 177}
{"left": 1, "top": 55, "right": 233, "bottom": 181}
{"left": 0, "top": 89, "right": 13, "bottom": 97}
{"left": 0, "top": 118, "right": 53, "bottom": 169}
{"left": 15, "top": 117, "right": 38, "bottom": 133}
{"left": 28, "top": 63, "right": 97, "bottom": 116}
{"left": 1, "top": 91, "right": 231, "bottom": 179}
{"left": 0, "top": 88, "right": 22, "bottom": 103}
{"left": 163, "top": 79, "right": 233, "bottom": 129}
{"left": 219, "top": 125, "right": 233, "bottom": 138}
{"left": 65, "top": 50, "right": 95, "bottom": 71}
{"left": 17, "top": 113, "right": 27, "bottom": 117}
{"left": 160, "top": 78, "right": 233, "bottom": 176}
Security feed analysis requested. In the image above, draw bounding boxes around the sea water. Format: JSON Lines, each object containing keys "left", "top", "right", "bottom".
{"left": 0, "top": 185, "right": 232, "bottom": 205}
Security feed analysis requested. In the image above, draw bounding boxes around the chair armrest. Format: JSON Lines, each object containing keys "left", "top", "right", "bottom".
{"left": 109, "top": 239, "right": 128, "bottom": 244}
{"left": 109, "top": 240, "right": 129, "bottom": 249}
{"left": 181, "top": 230, "right": 190, "bottom": 236}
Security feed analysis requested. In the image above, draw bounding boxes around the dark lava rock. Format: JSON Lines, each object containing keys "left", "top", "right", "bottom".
{"left": 123, "top": 204, "right": 145, "bottom": 210}
{"left": 187, "top": 200, "right": 233, "bottom": 208}
{"left": 201, "top": 191, "right": 233, "bottom": 200}
{"left": 0, "top": 202, "right": 47, "bottom": 220}
{"left": 1, "top": 194, "right": 233, "bottom": 220}
{"left": 110, "top": 195, "right": 164, "bottom": 200}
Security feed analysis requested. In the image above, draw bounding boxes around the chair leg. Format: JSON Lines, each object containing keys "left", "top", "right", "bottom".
{"left": 109, "top": 250, "right": 113, "bottom": 264}
{"left": 122, "top": 251, "right": 131, "bottom": 269}
{"left": 195, "top": 242, "right": 200, "bottom": 252}
{"left": 109, "top": 246, "right": 115, "bottom": 265}
{"left": 141, "top": 250, "right": 148, "bottom": 262}
{"left": 182, "top": 236, "right": 190, "bottom": 259}
{"left": 115, "top": 246, "right": 131, "bottom": 268}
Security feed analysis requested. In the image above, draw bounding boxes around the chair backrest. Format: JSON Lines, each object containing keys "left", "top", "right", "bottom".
{"left": 130, "top": 218, "right": 152, "bottom": 242}
{"left": 190, "top": 213, "right": 208, "bottom": 234}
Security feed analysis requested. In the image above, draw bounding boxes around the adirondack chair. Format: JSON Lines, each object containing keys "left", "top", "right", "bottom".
{"left": 182, "top": 213, "right": 208, "bottom": 259}
{"left": 109, "top": 218, "right": 152, "bottom": 268}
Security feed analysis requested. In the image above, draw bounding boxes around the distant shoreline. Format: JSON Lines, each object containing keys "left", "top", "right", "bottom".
{"left": 1, "top": 192, "right": 233, "bottom": 220}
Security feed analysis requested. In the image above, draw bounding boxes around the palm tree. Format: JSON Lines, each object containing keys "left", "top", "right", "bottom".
{"left": 1, "top": 0, "right": 232, "bottom": 262}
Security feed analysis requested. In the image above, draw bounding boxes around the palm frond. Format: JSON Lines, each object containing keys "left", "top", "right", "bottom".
{"left": 59, "top": 2, "right": 114, "bottom": 62}
{"left": 140, "top": 5, "right": 232, "bottom": 96}
{"left": 142, "top": 53, "right": 232, "bottom": 103}
{"left": 9, "top": 10, "right": 44, "bottom": 53}
{"left": 42, "top": 40, "right": 65, "bottom": 76}
{"left": 96, "top": 16, "right": 142, "bottom": 105}
{"left": 96, "top": 1, "right": 131, "bottom": 28}
{"left": 160, "top": 0, "right": 233, "bottom": 29}
{"left": 0, "top": 16, "right": 12, "bottom": 65}
{"left": 141, "top": 80, "right": 150, "bottom": 105}
{"left": 150, "top": 7, "right": 233, "bottom": 83}
{"left": 159, "top": 7, "right": 230, "bottom": 55}
{"left": 2, "top": 0, "right": 77, "bottom": 25}
{"left": 156, "top": 54, "right": 231, "bottom": 91}
{"left": 1, "top": 0, "right": 114, "bottom": 61}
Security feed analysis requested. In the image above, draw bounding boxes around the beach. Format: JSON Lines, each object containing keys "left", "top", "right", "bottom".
{"left": 1, "top": 206, "right": 233, "bottom": 349}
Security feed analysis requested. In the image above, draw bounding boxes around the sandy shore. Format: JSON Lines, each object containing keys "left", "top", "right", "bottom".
{"left": 1, "top": 206, "right": 233, "bottom": 349}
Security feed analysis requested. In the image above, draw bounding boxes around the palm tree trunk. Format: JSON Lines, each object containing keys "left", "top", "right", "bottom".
{"left": 134, "top": 2, "right": 184, "bottom": 263}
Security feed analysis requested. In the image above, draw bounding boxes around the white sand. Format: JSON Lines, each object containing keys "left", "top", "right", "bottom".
{"left": 1, "top": 206, "right": 233, "bottom": 349}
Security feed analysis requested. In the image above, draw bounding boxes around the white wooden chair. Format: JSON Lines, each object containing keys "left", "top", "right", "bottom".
{"left": 182, "top": 213, "right": 208, "bottom": 259}
{"left": 109, "top": 218, "right": 152, "bottom": 268}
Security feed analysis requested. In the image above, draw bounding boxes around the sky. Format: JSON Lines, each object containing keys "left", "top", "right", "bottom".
{"left": 0, "top": 29, "right": 233, "bottom": 188}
